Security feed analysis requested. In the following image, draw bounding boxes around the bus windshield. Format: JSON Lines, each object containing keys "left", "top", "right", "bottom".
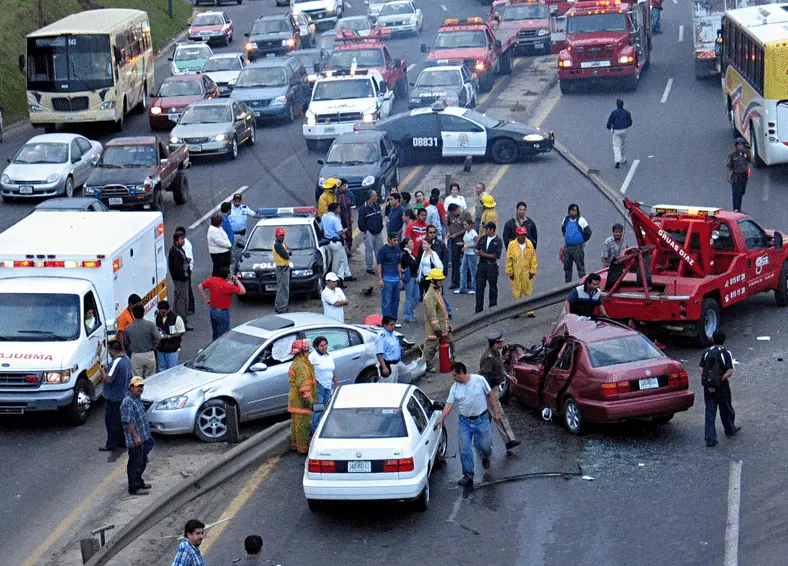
{"left": 27, "top": 34, "right": 113, "bottom": 92}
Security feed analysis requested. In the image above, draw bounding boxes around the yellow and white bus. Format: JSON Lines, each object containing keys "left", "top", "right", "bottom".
{"left": 720, "top": 2, "right": 788, "bottom": 166}
{"left": 25, "top": 9, "right": 154, "bottom": 131}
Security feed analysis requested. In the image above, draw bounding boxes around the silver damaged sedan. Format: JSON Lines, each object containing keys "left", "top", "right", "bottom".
{"left": 141, "top": 313, "right": 426, "bottom": 442}
{"left": 169, "top": 98, "right": 256, "bottom": 160}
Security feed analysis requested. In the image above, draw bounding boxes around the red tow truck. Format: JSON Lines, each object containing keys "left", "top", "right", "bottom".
{"left": 326, "top": 27, "right": 410, "bottom": 98}
{"left": 488, "top": 0, "right": 553, "bottom": 56}
{"left": 421, "top": 17, "right": 515, "bottom": 92}
{"left": 558, "top": 0, "right": 651, "bottom": 93}
{"left": 599, "top": 200, "right": 788, "bottom": 346}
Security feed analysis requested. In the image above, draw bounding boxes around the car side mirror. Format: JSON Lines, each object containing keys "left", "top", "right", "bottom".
{"left": 420, "top": 43, "right": 429, "bottom": 53}
{"left": 495, "top": 39, "right": 502, "bottom": 49}
{"left": 249, "top": 362, "right": 268, "bottom": 372}
{"left": 431, "top": 400, "right": 445, "bottom": 411}
{"left": 160, "top": 158, "right": 168, "bottom": 166}
{"left": 774, "top": 231, "right": 784, "bottom": 250}
{"left": 317, "top": 159, "right": 324, "bottom": 165}
{"left": 312, "top": 403, "right": 325, "bottom": 412}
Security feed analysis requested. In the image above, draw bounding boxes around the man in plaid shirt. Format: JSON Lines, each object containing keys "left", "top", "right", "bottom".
{"left": 171, "top": 519, "right": 206, "bottom": 566}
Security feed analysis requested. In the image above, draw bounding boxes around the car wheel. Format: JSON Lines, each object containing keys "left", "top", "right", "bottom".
{"left": 563, "top": 397, "right": 582, "bottom": 435}
{"left": 1, "top": 195, "right": 13, "bottom": 203}
{"left": 307, "top": 499, "right": 324, "bottom": 512}
{"left": 414, "top": 476, "right": 430, "bottom": 511}
{"left": 436, "top": 426, "right": 448, "bottom": 458}
{"left": 309, "top": 273, "right": 323, "bottom": 299}
{"left": 490, "top": 138, "right": 519, "bottom": 164}
{"left": 172, "top": 172, "right": 189, "bottom": 205}
{"left": 247, "top": 124, "right": 256, "bottom": 146}
{"left": 64, "top": 176, "right": 75, "bottom": 198}
{"left": 194, "top": 399, "right": 233, "bottom": 442}
{"left": 61, "top": 378, "right": 92, "bottom": 426}
{"left": 356, "top": 366, "right": 379, "bottom": 383}
{"left": 559, "top": 79, "right": 574, "bottom": 95}
{"left": 306, "top": 139, "right": 319, "bottom": 152}
{"left": 695, "top": 297, "right": 721, "bottom": 347}
{"left": 395, "top": 75, "right": 408, "bottom": 99}
{"left": 775, "top": 260, "right": 788, "bottom": 306}
{"left": 230, "top": 136, "right": 239, "bottom": 160}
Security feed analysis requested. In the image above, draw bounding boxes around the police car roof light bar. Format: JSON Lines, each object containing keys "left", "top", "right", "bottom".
{"left": 255, "top": 207, "right": 317, "bottom": 217}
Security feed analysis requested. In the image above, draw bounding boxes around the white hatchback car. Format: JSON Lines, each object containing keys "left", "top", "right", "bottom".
{"left": 303, "top": 383, "right": 447, "bottom": 511}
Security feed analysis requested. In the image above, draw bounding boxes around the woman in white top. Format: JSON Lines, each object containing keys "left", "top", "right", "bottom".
{"left": 207, "top": 212, "right": 232, "bottom": 276}
{"left": 309, "top": 335, "right": 339, "bottom": 432}
{"left": 418, "top": 239, "right": 444, "bottom": 297}
{"left": 443, "top": 182, "right": 467, "bottom": 210}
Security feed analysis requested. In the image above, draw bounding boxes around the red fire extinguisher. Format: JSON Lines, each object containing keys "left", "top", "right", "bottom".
{"left": 438, "top": 338, "right": 452, "bottom": 373}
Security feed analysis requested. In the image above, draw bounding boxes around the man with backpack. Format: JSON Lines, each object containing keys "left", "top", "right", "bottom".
{"left": 699, "top": 330, "right": 740, "bottom": 447}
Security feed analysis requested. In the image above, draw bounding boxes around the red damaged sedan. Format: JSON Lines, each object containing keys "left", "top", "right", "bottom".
{"left": 149, "top": 75, "right": 219, "bottom": 130}
{"left": 505, "top": 314, "right": 694, "bottom": 434}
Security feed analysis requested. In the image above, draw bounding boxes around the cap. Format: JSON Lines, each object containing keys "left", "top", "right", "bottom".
{"left": 484, "top": 221, "right": 497, "bottom": 230}
{"left": 516, "top": 225, "right": 528, "bottom": 235}
{"left": 323, "top": 178, "right": 339, "bottom": 189}
{"left": 129, "top": 376, "right": 145, "bottom": 387}
{"left": 275, "top": 227, "right": 285, "bottom": 237}
{"left": 481, "top": 194, "right": 496, "bottom": 208}
{"left": 734, "top": 137, "right": 747, "bottom": 145}
{"left": 325, "top": 272, "right": 340, "bottom": 281}
{"left": 486, "top": 331, "right": 503, "bottom": 342}
{"left": 425, "top": 268, "right": 445, "bottom": 281}
{"left": 233, "top": 193, "right": 243, "bottom": 200}
{"left": 290, "top": 339, "right": 310, "bottom": 355}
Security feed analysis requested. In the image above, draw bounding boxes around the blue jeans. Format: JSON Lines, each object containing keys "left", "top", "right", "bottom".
{"left": 704, "top": 384, "right": 736, "bottom": 442}
{"left": 652, "top": 8, "right": 661, "bottom": 32}
{"left": 403, "top": 277, "right": 420, "bottom": 321}
{"left": 156, "top": 351, "right": 180, "bottom": 372}
{"left": 442, "top": 285, "right": 453, "bottom": 317}
{"left": 381, "top": 278, "right": 401, "bottom": 320}
{"left": 209, "top": 307, "right": 230, "bottom": 341}
{"left": 459, "top": 253, "right": 477, "bottom": 292}
{"left": 311, "top": 383, "right": 333, "bottom": 433}
{"left": 457, "top": 413, "right": 493, "bottom": 476}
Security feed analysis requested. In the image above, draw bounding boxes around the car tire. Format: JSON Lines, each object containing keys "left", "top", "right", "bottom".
{"left": 230, "top": 136, "right": 239, "bottom": 160}
{"left": 306, "top": 139, "right": 319, "bottom": 152}
{"left": 395, "top": 75, "right": 408, "bottom": 99}
{"left": 61, "top": 378, "right": 92, "bottom": 426}
{"left": 151, "top": 187, "right": 164, "bottom": 211}
{"left": 751, "top": 123, "right": 766, "bottom": 168}
{"left": 64, "top": 176, "right": 75, "bottom": 198}
{"left": 194, "top": 399, "right": 233, "bottom": 442}
{"left": 623, "top": 74, "right": 638, "bottom": 92}
{"left": 563, "top": 397, "right": 583, "bottom": 435}
{"left": 695, "top": 297, "right": 721, "bottom": 347}
{"left": 286, "top": 104, "right": 296, "bottom": 123}
{"left": 247, "top": 124, "right": 256, "bottom": 146}
{"left": 1, "top": 196, "right": 13, "bottom": 203}
{"left": 414, "top": 476, "right": 430, "bottom": 512}
{"left": 651, "top": 414, "right": 674, "bottom": 426}
{"left": 775, "top": 260, "right": 788, "bottom": 306}
{"left": 309, "top": 273, "right": 323, "bottom": 299}
{"left": 489, "top": 138, "right": 519, "bottom": 164}
{"left": 172, "top": 172, "right": 189, "bottom": 205}
{"left": 436, "top": 426, "right": 448, "bottom": 458}
{"left": 480, "top": 71, "right": 494, "bottom": 92}
{"left": 356, "top": 366, "right": 379, "bottom": 383}
{"left": 559, "top": 79, "right": 574, "bottom": 95}
{"left": 498, "top": 49, "right": 512, "bottom": 75}
{"left": 307, "top": 499, "right": 324, "bottom": 512}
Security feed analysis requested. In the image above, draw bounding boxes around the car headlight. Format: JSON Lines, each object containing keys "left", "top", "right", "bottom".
{"left": 1, "top": 174, "right": 9, "bottom": 184}
{"left": 362, "top": 175, "right": 376, "bottom": 187}
{"left": 283, "top": 37, "right": 297, "bottom": 48}
{"left": 523, "top": 134, "right": 544, "bottom": 142}
{"left": 29, "top": 104, "right": 43, "bottom": 112}
{"left": 538, "top": 28, "right": 549, "bottom": 36}
{"left": 212, "top": 134, "right": 228, "bottom": 141}
{"left": 559, "top": 59, "right": 572, "bottom": 68}
{"left": 155, "top": 395, "right": 189, "bottom": 410}
{"left": 273, "top": 96, "right": 287, "bottom": 105}
{"left": 150, "top": 107, "right": 162, "bottom": 115}
{"left": 307, "top": 73, "right": 317, "bottom": 82}
{"left": 326, "top": 8, "right": 337, "bottom": 15}
{"left": 362, "top": 111, "right": 377, "bottom": 123}
{"left": 240, "top": 271, "right": 257, "bottom": 278}
{"left": 474, "top": 60, "right": 486, "bottom": 71}
{"left": 292, "top": 268, "right": 314, "bottom": 278}
{"left": 229, "top": 77, "right": 237, "bottom": 86}
{"left": 43, "top": 369, "right": 71, "bottom": 384}
{"left": 100, "top": 101, "right": 115, "bottom": 110}
{"left": 170, "top": 136, "right": 182, "bottom": 144}
{"left": 618, "top": 55, "right": 634, "bottom": 64}
{"left": 46, "top": 173, "right": 60, "bottom": 184}
{"left": 84, "top": 186, "right": 96, "bottom": 195}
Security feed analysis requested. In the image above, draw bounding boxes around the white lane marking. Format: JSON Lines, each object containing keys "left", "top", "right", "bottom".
{"left": 441, "top": 4, "right": 448, "bottom": 10}
{"left": 725, "top": 460, "right": 742, "bottom": 566}
{"left": 188, "top": 185, "right": 250, "bottom": 230}
{"left": 678, "top": 25, "right": 684, "bottom": 43}
{"left": 407, "top": 63, "right": 416, "bottom": 72}
{"left": 346, "top": 1, "right": 352, "bottom": 7}
{"left": 446, "top": 494, "right": 464, "bottom": 523}
{"left": 619, "top": 159, "right": 640, "bottom": 194}
{"left": 672, "top": 0, "right": 677, "bottom": 4}
{"left": 660, "top": 78, "right": 674, "bottom": 103}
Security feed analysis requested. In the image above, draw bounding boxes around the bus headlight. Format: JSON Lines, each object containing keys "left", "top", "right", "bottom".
{"left": 100, "top": 101, "right": 116, "bottom": 110}
{"left": 46, "top": 174, "right": 60, "bottom": 184}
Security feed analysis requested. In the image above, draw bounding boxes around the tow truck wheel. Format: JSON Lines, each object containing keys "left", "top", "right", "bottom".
{"left": 498, "top": 49, "right": 512, "bottom": 75}
{"left": 306, "top": 139, "right": 319, "bottom": 151}
{"left": 775, "top": 261, "right": 788, "bottom": 306}
{"left": 563, "top": 397, "right": 583, "bottom": 435}
{"left": 62, "top": 378, "right": 91, "bottom": 426}
{"left": 696, "top": 297, "right": 721, "bottom": 347}
{"left": 480, "top": 71, "right": 494, "bottom": 92}
{"left": 623, "top": 74, "right": 637, "bottom": 92}
{"left": 559, "top": 79, "right": 574, "bottom": 94}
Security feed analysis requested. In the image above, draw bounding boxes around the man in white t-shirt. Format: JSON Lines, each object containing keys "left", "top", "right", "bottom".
{"left": 436, "top": 361, "right": 501, "bottom": 487}
{"left": 321, "top": 272, "right": 349, "bottom": 322}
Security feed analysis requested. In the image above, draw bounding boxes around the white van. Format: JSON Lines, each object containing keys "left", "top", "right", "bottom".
{"left": 0, "top": 211, "right": 167, "bottom": 424}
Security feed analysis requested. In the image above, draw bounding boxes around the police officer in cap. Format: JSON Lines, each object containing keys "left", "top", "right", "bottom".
{"left": 726, "top": 137, "right": 753, "bottom": 212}
{"left": 479, "top": 332, "right": 521, "bottom": 451}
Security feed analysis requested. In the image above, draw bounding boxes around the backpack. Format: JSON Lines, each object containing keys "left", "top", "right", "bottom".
{"left": 701, "top": 347, "right": 724, "bottom": 389}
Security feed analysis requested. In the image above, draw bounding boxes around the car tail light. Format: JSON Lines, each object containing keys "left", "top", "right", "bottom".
{"left": 668, "top": 370, "right": 689, "bottom": 388}
{"left": 308, "top": 459, "right": 336, "bottom": 473}
{"left": 601, "top": 381, "right": 631, "bottom": 396}
{"left": 382, "top": 457, "right": 414, "bottom": 473}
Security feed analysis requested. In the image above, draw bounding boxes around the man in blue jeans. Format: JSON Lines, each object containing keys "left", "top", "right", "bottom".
{"left": 98, "top": 340, "right": 132, "bottom": 454}
{"left": 377, "top": 232, "right": 403, "bottom": 320}
{"left": 699, "top": 330, "right": 741, "bottom": 447}
{"left": 435, "top": 361, "right": 502, "bottom": 487}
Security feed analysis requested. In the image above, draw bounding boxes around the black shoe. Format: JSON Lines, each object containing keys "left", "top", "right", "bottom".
{"left": 615, "top": 162, "right": 620, "bottom": 169}
{"left": 482, "top": 456, "right": 491, "bottom": 469}
{"left": 457, "top": 474, "right": 473, "bottom": 487}
{"left": 143, "top": 483, "right": 152, "bottom": 489}
{"left": 366, "top": 269, "right": 376, "bottom": 275}
{"left": 344, "top": 276, "right": 357, "bottom": 282}
{"left": 706, "top": 440, "right": 718, "bottom": 447}
{"left": 98, "top": 447, "right": 112, "bottom": 452}
{"left": 505, "top": 440, "right": 521, "bottom": 451}
{"left": 185, "top": 326, "right": 195, "bottom": 332}
{"left": 726, "top": 426, "right": 741, "bottom": 437}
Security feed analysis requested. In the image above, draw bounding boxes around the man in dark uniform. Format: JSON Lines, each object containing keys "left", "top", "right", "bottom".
{"left": 475, "top": 222, "right": 503, "bottom": 313}
{"left": 727, "top": 137, "right": 753, "bottom": 212}
{"left": 479, "top": 332, "right": 520, "bottom": 451}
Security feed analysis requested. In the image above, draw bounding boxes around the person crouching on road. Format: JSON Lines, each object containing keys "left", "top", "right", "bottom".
{"left": 155, "top": 300, "right": 185, "bottom": 372}
{"left": 376, "top": 315, "right": 404, "bottom": 383}
{"left": 479, "top": 332, "right": 521, "bottom": 451}
{"left": 505, "top": 225, "right": 538, "bottom": 317}
{"left": 171, "top": 519, "right": 206, "bottom": 566}
{"left": 287, "top": 339, "right": 316, "bottom": 454}
{"left": 436, "top": 361, "right": 501, "bottom": 487}
{"left": 309, "top": 335, "right": 339, "bottom": 433}
{"left": 422, "top": 268, "right": 452, "bottom": 374}
{"left": 121, "top": 376, "right": 154, "bottom": 496}
{"left": 272, "top": 227, "right": 291, "bottom": 314}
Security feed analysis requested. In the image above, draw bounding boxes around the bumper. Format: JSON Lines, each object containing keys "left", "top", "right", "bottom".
{"left": 237, "top": 272, "right": 320, "bottom": 295}
{"left": 578, "top": 390, "right": 695, "bottom": 423}
{"left": 302, "top": 12, "right": 339, "bottom": 25}
{"left": 97, "top": 193, "right": 156, "bottom": 208}
{"left": 1, "top": 179, "right": 66, "bottom": 198}
{"left": 29, "top": 108, "right": 117, "bottom": 125}
{"left": 378, "top": 22, "right": 418, "bottom": 34}
{"left": 189, "top": 33, "right": 226, "bottom": 43}
{"left": 0, "top": 389, "right": 74, "bottom": 414}
{"left": 517, "top": 136, "right": 554, "bottom": 156}
{"left": 147, "top": 405, "right": 199, "bottom": 435}
{"left": 149, "top": 112, "right": 180, "bottom": 127}
{"left": 247, "top": 47, "right": 290, "bottom": 61}
{"left": 171, "top": 68, "right": 203, "bottom": 76}
{"left": 303, "top": 467, "right": 427, "bottom": 501}
{"left": 250, "top": 104, "right": 290, "bottom": 119}
{"left": 303, "top": 122, "right": 356, "bottom": 140}
{"left": 169, "top": 140, "right": 233, "bottom": 156}
{"left": 560, "top": 64, "right": 636, "bottom": 80}
{"left": 515, "top": 37, "right": 550, "bottom": 51}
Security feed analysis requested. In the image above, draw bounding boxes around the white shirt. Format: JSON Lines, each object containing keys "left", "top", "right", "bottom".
{"left": 444, "top": 195, "right": 467, "bottom": 210}
{"left": 486, "top": 235, "right": 497, "bottom": 251}
{"left": 207, "top": 225, "right": 232, "bottom": 254}
{"left": 447, "top": 374, "right": 491, "bottom": 417}
{"left": 309, "top": 350, "right": 336, "bottom": 389}
{"left": 518, "top": 241, "right": 527, "bottom": 251}
{"left": 321, "top": 286, "right": 346, "bottom": 322}
{"left": 419, "top": 250, "right": 443, "bottom": 279}
{"left": 182, "top": 237, "right": 195, "bottom": 272}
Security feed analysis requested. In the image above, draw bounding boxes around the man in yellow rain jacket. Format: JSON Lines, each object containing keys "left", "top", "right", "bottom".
{"left": 317, "top": 178, "right": 339, "bottom": 218}
{"left": 422, "top": 268, "right": 452, "bottom": 373}
{"left": 287, "top": 339, "right": 316, "bottom": 454}
{"left": 505, "top": 226, "right": 538, "bottom": 315}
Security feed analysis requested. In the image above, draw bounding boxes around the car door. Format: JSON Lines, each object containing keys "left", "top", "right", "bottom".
{"left": 542, "top": 342, "right": 577, "bottom": 411}
{"left": 69, "top": 138, "right": 88, "bottom": 185}
{"left": 738, "top": 219, "right": 777, "bottom": 294}
{"left": 244, "top": 331, "right": 300, "bottom": 416}
{"left": 303, "top": 327, "right": 367, "bottom": 384}
{"left": 377, "top": 76, "right": 394, "bottom": 117}
{"left": 83, "top": 290, "right": 107, "bottom": 388}
{"left": 224, "top": 13, "right": 233, "bottom": 40}
{"left": 438, "top": 114, "right": 487, "bottom": 157}
{"left": 379, "top": 138, "right": 395, "bottom": 186}
{"left": 405, "top": 396, "right": 431, "bottom": 473}
{"left": 203, "top": 75, "right": 218, "bottom": 98}
{"left": 460, "top": 66, "right": 476, "bottom": 104}
{"left": 230, "top": 101, "right": 246, "bottom": 140}
{"left": 412, "top": 388, "right": 441, "bottom": 462}
{"left": 76, "top": 137, "right": 97, "bottom": 185}
{"left": 403, "top": 113, "right": 441, "bottom": 162}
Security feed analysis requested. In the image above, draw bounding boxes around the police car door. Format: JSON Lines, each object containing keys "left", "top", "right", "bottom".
{"left": 438, "top": 114, "right": 486, "bottom": 157}
{"left": 405, "top": 112, "right": 441, "bottom": 161}
{"left": 376, "top": 75, "right": 394, "bottom": 117}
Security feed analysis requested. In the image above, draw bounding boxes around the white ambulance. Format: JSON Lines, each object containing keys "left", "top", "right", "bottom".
{"left": 0, "top": 212, "right": 168, "bottom": 424}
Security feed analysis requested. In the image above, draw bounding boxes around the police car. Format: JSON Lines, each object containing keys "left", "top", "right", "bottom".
{"left": 235, "top": 207, "right": 327, "bottom": 298}
{"left": 370, "top": 101, "right": 554, "bottom": 164}
{"left": 408, "top": 65, "right": 478, "bottom": 109}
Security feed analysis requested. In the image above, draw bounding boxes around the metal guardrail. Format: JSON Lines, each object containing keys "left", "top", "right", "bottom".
{"left": 84, "top": 421, "right": 290, "bottom": 566}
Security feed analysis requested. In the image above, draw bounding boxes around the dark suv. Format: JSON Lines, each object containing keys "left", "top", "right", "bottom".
{"left": 230, "top": 56, "right": 311, "bottom": 123}
{"left": 244, "top": 14, "right": 301, "bottom": 61}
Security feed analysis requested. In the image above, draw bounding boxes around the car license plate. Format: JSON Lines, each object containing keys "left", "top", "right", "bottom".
{"left": 109, "top": 197, "right": 123, "bottom": 206}
{"left": 348, "top": 460, "right": 371, "bottom": 473}
{"left": 18, "top": 186, "right": 33, "bottom": 194}
{"left": 534, "top": 43, "right": 544, "bottom": 49}
{"left": 324, "top": 127, "right": 335, "bottom": 133}
{"left": 265, "top": 284, "right": 277, "bottom": 292}
{"left": 188, "top": 144, "right": 202, "bottom": 152}
{"left": 169, "top": 113, "right": 180, "bottom": 121}
{"left": 254, "top": 111, "right": 262, "bottom": 117}
{"left": 581, "top": 60, "right": 611, "bottom": 68}
{"left": 639, "top": 377, "right": 659, "bottom": 390}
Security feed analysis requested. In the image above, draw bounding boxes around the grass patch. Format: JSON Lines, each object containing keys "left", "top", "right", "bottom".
{"left": 0, "top": 0, "right": 193, "bottom": 121}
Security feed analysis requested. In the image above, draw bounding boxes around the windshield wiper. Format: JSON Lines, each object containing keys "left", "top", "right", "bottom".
{"left": 16, "top": 330, "right": 71, "bottom": 341}
{"left": 189, "top": 363, "right": 218, "bottom": 372}
{"left": 99, "top": 163, "right": 121, "bottom": 168}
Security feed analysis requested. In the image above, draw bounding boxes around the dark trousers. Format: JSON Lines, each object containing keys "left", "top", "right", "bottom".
{"left": 704, "top": 383, "right": 736, "bottom": 442}
{"left": 210, "top": 251, "right": 232, "bottom": 277}
{"left": 104, "top": 399, "right": 124, "bottom": 450}
{"left": 187, "top": 275, "right": 195, "bottom": 314}
{"left": 210, "top": 307, "right": 230, "bottom": 340}
{"left": 563, "top": 244, "right": 586, "bottom": 283}
{"left": 127, "top": 440, "right": 152, "bottom": 493}
{"left": 731, "top": 176, "right": 747, "bottom": 211}
{"left": 450, "top": 238, "right": 463, "bottom": 288}
{"left": 475, "top": 262, "right": 499, "bottom": 313}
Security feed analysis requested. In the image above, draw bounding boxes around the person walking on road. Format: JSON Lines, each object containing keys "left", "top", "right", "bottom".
{"left": 456, "top": 218, "right": 479, "bottom": 295}
{"left": 174, "top": 226, "right": 195, "bottom": 315}
{"left": 422, "top": 268, "right": 452, "bottom": 374}
{"left": 321, "top": 272, "right": 348, "bottom": 322}
{"left": 475, "top": 222, "right": 503, "bottom": 313}
{"left": 317, "top": 177, "right": 339, "bottom": 218}
{"left": 171, "top": 519, "right": 206, "bottom": 566}
{"left": 207, "top": 212, "right": 232, "bottom": 277}
{"left": 601, "top": 223, "right": 627, "bottom": 268}
{"left": 154, "top": 300, "right": 185, "bottom": 372}
{"left": 727, "top": 137, "right": 753, "bottom": 212}
{"left": 358, "top": 190, "right": 385, "bottom": 274}
{"left": 199, "top": 266, "right": 246, "bottom": 340}
{"left": 168, "top": 232, "right": 192, "bottom": 330}
{"left": 480, "top": 195, "right": 499, "bottom": 235}
{"left": 700, "top": 330, "right": 740, "bottom": 447}
{"left": 447, "top": 203, "right": 473, "bottom": 289}
{"left": 322, "top": 202, "right": 354, "bottom": 281}
{"left": 234, "top": 535, "right": 264, "bottom": 564}
{"left": 606, "top": 98, "right": 633, "bottom": 168}
{"left": 375, "top": 315, "right": 404, "bottom": 383}
{"left": 377, "top": 232, "right": 403, "bottom": 321}
{"left": 121, "top": 376, "right": 154, "bottom": 496}
{"left": 651, "top": 0, "right": 663, "bottom": 33}
{"left": 309, "top": 335, "right": 339, "bottom": 432}
{"left": 473, "top": 182, "right": 488, "bottom": 232}
{"left": 400, "top": 238, "right": 420, "bottom": 323}
{"left": 272, "top": 227, "right": 292, "bottom": 314}
{"left": 561, "top": 203, "right": 592, "bottom": 283}
{"left": 98, "top": 340, "right": 132, "bottom": 454}
{"left": 435, "top": 361, "right": 501, "bottom": 487}
{"left": 125, "top": 305, "right": 161, "bottom": 378}
{"left": 502, "top": 201, "right": 538, "bottom": 250}
{"left": 287, "top": 339, "right": 316, "bottom": 454}
{"left": 479, "top": 332, "right": 521, "bottom": 451}
{"left": 505, "top": 226, "right": 538, "bottom": 310}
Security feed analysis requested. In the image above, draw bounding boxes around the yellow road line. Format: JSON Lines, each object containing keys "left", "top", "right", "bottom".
{"left": 201, "top": 455, "right": 280, "bottom": 556}
{"left": 533, "top": 94, "right": 562, "bottom": 128}
{"left": 352, "top": 164, "right": 424, "bottom": 238}
{"left": 22, "top": 460, "right": 125, "bottom": 566}
{"left": 477, "top": 77, "right": 504, "bottom": 107}
{"left": 487, "top": 164, "right": 511, "bottom": 193}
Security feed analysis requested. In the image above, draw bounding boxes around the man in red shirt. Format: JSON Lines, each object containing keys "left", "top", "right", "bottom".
{"left": 405, "top": 207, "right": 429, "bottom": 255}
{"left": 198, "top": 266, "right": 246, "bottom": 340}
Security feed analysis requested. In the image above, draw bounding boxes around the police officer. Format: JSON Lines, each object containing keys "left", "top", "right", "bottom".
{"left": 479, "top": 332, "right": 520, "bottom": 451}
{"left": 272, "top": 227, "right": 291, "bottom": 314}
{"left": 727, "top": 137, "right": 753, "bottom": 212}
{"left": 475, "top": 221, "right": 503, "bottom": 314}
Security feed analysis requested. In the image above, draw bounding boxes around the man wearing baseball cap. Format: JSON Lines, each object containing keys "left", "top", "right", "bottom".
{"left": 321, "top": 272, "right": 348, "bottom": 322}
{"left": 273, "top": 227, "right": 291, "bottom": 314}
{"left": 121, "top": 376, "right": 153, "bottom": 495}
{"left": 727, "top": 137, "right": 753, "bottom": 212}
